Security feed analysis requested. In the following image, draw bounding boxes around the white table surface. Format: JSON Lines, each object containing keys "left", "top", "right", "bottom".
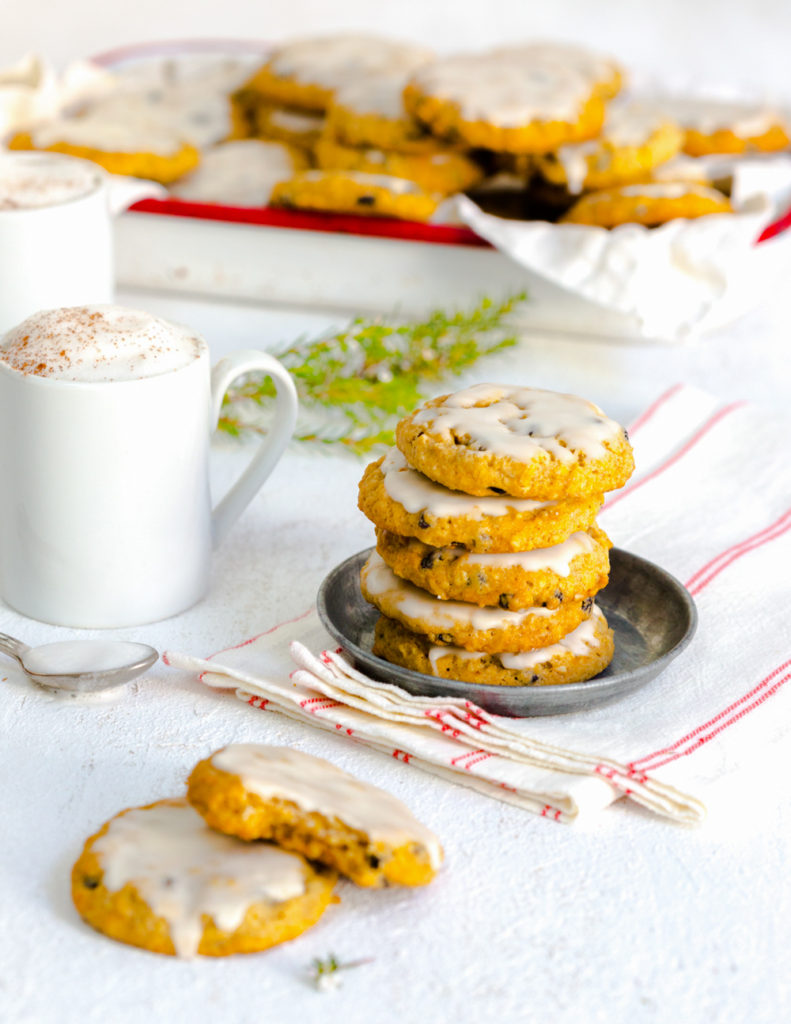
{"left": 2, "top": 276, "right": 790, "bottom": 1024}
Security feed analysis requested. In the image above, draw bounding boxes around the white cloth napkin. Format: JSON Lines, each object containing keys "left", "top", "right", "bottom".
{"left": 166, "top": 384, "right": 791, "bottom": 824}
{"left": 456, "top": 158, "right": 791, "bottom": 340}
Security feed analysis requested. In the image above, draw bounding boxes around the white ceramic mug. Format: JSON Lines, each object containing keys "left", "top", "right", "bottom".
{"left": 0, "top": 305, "right": 298, "bottom": 627}
{"left": 0, "top": 151, "right": 161, "bottom": 334}
{"left": 0, "top": 152, "right": 114, "bottom": 334}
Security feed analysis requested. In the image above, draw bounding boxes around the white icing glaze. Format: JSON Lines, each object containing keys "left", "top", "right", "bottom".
{"left": 265, "top": 107, "right": 325, "bottom": 133}
{"left": 95, "top": 56, "right": 256, "bottom": 148}
{"left": 498, "top": 606, "right": 605, "bottom": 668}
{"left": 22, "top": 640, "right": 153, "bottom": 675}
{"left": 112, "top": 54, "right": 256, "bottom": 97}
{"left": 463, "top": 530, "right": 597, "bottom": 574}
{"left": 333, "top": 69, "right": 417, "bottom": 120}
{"left": 427, "top": 605, "right": 605, "bottom": 674}
{"left": 412, "top": 384, "right": 623, "bottom": 466}
{"left": 362, "top": 551, "right": 555, "bottom": 631}
{"left": 650, "top": 154, "right": 712, "bottom": 185}
{"left": 30, "top": 114, "right": 186, "bottom": 155}
{"left": 554, "top": 101, "right": 677, "bottom": 193}
{"left": 492, "top": 42, "right": 619, "bottom": 90}
{"left": 650, "top": 96, "right": 788, "bottom": 138}
{"left": 270, "top": 35, "right": 432, "bottom": 91}
{"left": 213, "top": 744, "right": 442, "bottom": 867}
{"left": 92, "top": 800, "right": 308, "bottom": 958}
{"left": 0, "top": 152, "right": 99, "bottom": 210}
{"left": 33, "top": 60, "right": 255, "bottom": 154}
{"left": 0, "top": 305, "right": 204, "bottom": 381}
{"left": 427, "top": 645, "right": 481, "bottom": 672}
{"left": 410, "top": 53, "right": 594, "bottom": 128}
{"left": 171, "top": 139, "right": 298, "bottom": 206}
{"left": 299, "top": 169, "right": 425, "bottom": 195}
{"left": 380, "top": 448, "right": 554, "bottom": 518}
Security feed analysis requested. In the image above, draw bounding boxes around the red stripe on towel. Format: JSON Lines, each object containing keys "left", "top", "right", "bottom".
{"left": 627, "top": 383, "right": 684, "bottom": 435}
{"left": 628, "top": 658, "right": 791, "bottom": 772}
{"left": 604, "top": 403, "right": 744, "bottom": 512}
{"left": 685, "top": 506, "right": 791, "bottom": 595}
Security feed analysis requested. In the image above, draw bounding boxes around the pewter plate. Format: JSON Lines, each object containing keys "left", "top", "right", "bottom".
{"left": 317, "top": 547, "right": 697, "bottom": 717}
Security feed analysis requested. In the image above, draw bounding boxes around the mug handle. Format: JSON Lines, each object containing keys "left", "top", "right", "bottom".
{"left": 209, "top": 350, "right": 298, "bottom": 547}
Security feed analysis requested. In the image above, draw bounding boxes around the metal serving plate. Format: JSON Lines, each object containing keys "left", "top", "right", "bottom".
{"left": 317, "top": 547, "right": 697, "bottom": 718}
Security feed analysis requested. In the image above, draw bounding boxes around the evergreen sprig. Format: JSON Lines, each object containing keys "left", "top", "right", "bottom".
{"left": 309, "top": 953, "right": 374, "bottom": 991}
{"left": 218, "top": 292, "right": 525, "bottom": 455}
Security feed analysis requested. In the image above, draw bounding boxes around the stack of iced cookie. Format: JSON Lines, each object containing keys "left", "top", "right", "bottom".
{"left": 357, "top": 384, "right": 635, "bottom": 687}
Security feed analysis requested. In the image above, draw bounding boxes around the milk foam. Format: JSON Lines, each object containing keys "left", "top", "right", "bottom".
{"left": 0, "top": 152, "right": 100, "bottom": 210}
{"left": 0, "top": 305, "right": 205, "bottom": 382}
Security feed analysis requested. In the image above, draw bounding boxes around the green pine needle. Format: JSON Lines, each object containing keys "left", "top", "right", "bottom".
{"left": 310, "top": 953, "right": 374, "bottom": 991}
{"left": 219, "top": 292, "right": 526, "bottom": 455}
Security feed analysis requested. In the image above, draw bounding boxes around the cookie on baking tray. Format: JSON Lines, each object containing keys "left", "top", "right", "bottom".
{"left": 651, "top": 97, "right": 791, "bottom": 157}
{"left": 535, "top": 101, "right": 684, "bottom": 194}
{"left": 71, "top": 798, "right": 337, "bottom": 957}
{"left": 9, "top": 124, "right": 199, "bottom": 185}
{"left": 170, "top": 139, "right": 308, "bottom": 206}
{"left": 403, "top": 45, "right": 613, "bottom": 154}
{"left": 561, "top": 181, "right": 732, "bottom": 227}
{"left": 358, "top": 448, "right": 604, "bottom": 553}
{"left": 237, "top": 34, "right": 433, "bottom": 113}
{"left": 270, "top": 169, "right": 441, "bottom": 220}
{"left": 373, "top": 605, "right": 615, "bottom": 687}
{"left": 395, "top": 384, "right": 634, "bottom": 501}
{"left": 187, "top": 744, "right": 443, "bottom": 888}
{"left": 360, "top": 550, "right": 594, "bottom": 653}
{"left": 252, "top": 104, "right": 326, "bottom": 152}
{"left": 325, "top": 67, "right": 444, "bottom": 154}
{"left": 375, "top": 523, "right": 611, "bottom": 610}
{"left": 315, "top": 134, "right": 484, "bottom": 195}
{"left": 491, "top": 41, "right": 624, "bottom": 102}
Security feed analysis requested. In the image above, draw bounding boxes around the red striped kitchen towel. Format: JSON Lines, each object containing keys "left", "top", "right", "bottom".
{"left": 165, "top": 385, "right": 791, "bottom": 824}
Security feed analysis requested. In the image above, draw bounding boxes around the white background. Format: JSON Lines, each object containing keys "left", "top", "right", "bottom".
{"left": 1, "top": 0, "right": 790, "bottom": 99}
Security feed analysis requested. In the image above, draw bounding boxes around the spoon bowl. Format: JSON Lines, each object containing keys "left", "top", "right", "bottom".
{"left": 0, "top": 632, "right": 158, "bottom": 695}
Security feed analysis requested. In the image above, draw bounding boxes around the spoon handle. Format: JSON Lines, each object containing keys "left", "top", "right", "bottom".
{"left": 0, "top": 632, "right": 30, "bottom": 666}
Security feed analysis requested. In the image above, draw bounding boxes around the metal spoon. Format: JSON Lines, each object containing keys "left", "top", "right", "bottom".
{"left": 0, "top": 631, "right": 158, "bottom": 695}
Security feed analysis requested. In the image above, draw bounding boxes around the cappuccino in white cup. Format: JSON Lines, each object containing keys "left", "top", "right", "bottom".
{"left": 0, "top": 152, "right": 114, "bottom": 334}
{"left": 0, "top": 304, "right": 298, "bottom": 627}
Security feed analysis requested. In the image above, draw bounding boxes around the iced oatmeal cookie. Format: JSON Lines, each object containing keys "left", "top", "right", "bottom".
{"left": 170, "top": 139, "right": 308, "bottom": 206}
{"left": 395, "top": 384, "right": 634, "bottom": 500}
{"left": 187, "top": 744, "right": 442, "bottom": 888}
{"left": 270, "top": 169, "right": 441, "bottom": 220}
{"left": 375, "top": 523, "right": 611, "bottom": 609}
{"left": 561, "top": 181, "right": 732, "bottom": 227}
{"left": 325, "top": 68, "right": 442, "bottom": 153}
{"left": 360, "top": 550, "right": 593, "bottom": 653}
{"left": 9, "top": 123, "right": 199, "bottom": 184}
{"left": 237, "top": 35, "right": 433, "bottom": 113}
{"left": 535, "top": 101, "right": 683, "bottom": 193}
{"left": 403, "top": 48, "right": 609, "bottom": 154}
{"left": 71, "top": 798, "right": 337, "bottom": 957}
{"left": 315, "top": 135, "right": 483, "bottom": 195}
{"left": 652, "top": 97, "right": 791, "bottom": 156}
{"left": 373, "top": 605, "right": 614, "bottom": 686}
{"left": 358, "top": 449, "right": 603, "bottom": 553}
